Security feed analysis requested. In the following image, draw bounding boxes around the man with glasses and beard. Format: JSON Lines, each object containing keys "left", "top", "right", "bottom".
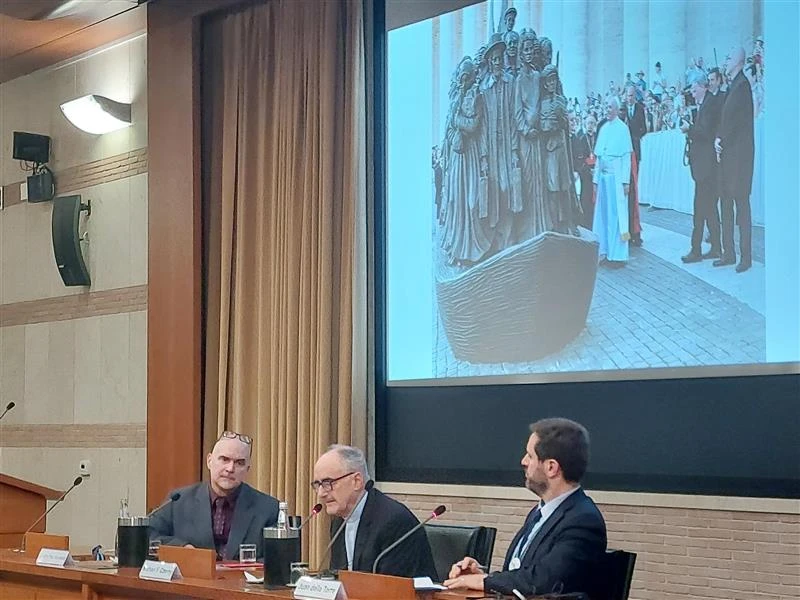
{"left": 445, "top": 418, "right": 606, "bottom": 597}
{"left": 313, "top": 444, "right": 437, "bottom": 579}
{"left": 149, "top": 431, "right": 279, "bottom": 560}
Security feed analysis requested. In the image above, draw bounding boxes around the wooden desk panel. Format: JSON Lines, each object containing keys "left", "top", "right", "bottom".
{"left": 1, "top": 551, "right": 482, "bottom": 600}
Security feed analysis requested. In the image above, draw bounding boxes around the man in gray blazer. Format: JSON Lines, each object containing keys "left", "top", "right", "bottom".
{"left": 149, "top": 431, "right": 279, "bottom": 560}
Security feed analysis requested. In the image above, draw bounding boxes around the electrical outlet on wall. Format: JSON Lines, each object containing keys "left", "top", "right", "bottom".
{"left": 20, "top": 181, "right": 28, "bottom": 202}
{"left": 79, "top": 459, "right": 92, "bottom": 477}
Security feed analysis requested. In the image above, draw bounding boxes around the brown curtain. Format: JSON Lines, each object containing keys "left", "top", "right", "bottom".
{"left": 201, "top": 0, "right": 365, "bottom": 564}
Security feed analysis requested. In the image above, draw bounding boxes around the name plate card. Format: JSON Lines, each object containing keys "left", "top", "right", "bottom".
{"left": 293, "top": 576, "right": 348, "bottom": 600}
{"left": 139, "top": 560, "right": 182, "bottom": 582}
{"left": 36, "top": 548, "right": 74, "bottom": 568}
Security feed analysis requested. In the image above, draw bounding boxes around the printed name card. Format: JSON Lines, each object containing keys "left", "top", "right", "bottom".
{"left": 139, "top": 560, "right": 182, "bottom": 582}
{"left": 293, "top": 576, "right": 348, "bottom": 600}
{"left": 36, "top": 548, "right": 74, "bottom": 568}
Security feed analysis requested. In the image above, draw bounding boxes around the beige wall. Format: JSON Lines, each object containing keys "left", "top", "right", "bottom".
{"left": 381, "top": 484, "right": 800, "bottom": 600}
{"left": 0, "top": 34, "right": 148, "bottom": 551}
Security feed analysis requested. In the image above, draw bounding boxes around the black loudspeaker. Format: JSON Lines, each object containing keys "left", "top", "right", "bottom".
{"left": 27, "top": 170, "right": 55, "bottom": 203}
{"left": 52, "top": 195, "right": 91, "bottom": 286}
{"left": 13, "top": 131, "right": 51, "bottom": 164}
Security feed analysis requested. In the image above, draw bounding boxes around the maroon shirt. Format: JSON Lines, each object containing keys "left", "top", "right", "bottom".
{"left": 209, "top": 483, "right": 241, "bottom": 559}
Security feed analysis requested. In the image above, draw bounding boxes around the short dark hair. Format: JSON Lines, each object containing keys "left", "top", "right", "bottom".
{"left": 708, "top": 67, "right": 722, "bottom": 80}
{"left": 529, "top": 418, "right": 590, "bottom": 483}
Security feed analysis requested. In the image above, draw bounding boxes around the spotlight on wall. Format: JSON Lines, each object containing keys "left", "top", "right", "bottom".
{"left": 60, "top": 95, "right": 132, "bottom": 135}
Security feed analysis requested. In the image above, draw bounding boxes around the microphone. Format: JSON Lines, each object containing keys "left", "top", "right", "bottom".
{"left": 372, "top": 504, "right": 446, "bottom": 573}
{"left": 0, "top": 401, "right": 15, "bottom": 421}
{"left": 298, "top": 503, "right": 323, "bottom": 531}
{"left": 146, "top": 492, "right": 181, "bottom": 519}
{"left": 318, "top": 480, "right": 374, "bottom": 572}
{"left": 23, "top": 476, "right": 84, "bottom": 547}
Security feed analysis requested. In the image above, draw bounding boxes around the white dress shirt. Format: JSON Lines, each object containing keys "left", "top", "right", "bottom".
{"left": 344, "top": 491, "right": 368, "bottom": 569}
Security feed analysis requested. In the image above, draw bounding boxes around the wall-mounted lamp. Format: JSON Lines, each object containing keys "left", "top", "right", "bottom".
{"left": 60, "top": 95, "right": 132, "bottom": 135}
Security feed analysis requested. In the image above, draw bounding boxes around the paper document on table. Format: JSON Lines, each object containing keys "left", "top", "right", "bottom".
{"left": 413, "top": 577, "right": 447, "bottom": 591}
{"left": 244, "top": 570, "right": 265, "bottom": 584}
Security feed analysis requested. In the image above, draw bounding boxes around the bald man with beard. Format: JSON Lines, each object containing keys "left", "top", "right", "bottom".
{"left": 714, "top": 46, "right": 755, "bottom": 273}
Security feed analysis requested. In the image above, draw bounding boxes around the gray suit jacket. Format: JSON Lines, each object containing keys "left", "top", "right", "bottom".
{"left": 148, "top": 482, "right": 279, "bottom": 560}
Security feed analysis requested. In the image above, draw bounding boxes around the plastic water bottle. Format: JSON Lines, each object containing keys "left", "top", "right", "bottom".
{"left": 277, "top": 501, "right": 288, "bottom": 530}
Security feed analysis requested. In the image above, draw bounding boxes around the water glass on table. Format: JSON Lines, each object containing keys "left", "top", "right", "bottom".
{"left": 239, "top": 543, "right": 257, "bottom": 563}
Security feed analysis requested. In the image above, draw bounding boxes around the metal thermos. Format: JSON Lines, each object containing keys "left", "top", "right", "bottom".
{"left": 262, "top": 526, "right": 300, "bottom": 587}
{"left": 117, "top": 516, "right": 150, "bottom": 568}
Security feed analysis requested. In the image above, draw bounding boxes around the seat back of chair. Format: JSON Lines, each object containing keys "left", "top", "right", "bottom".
{"left": 601, "top": 549, "right": 637, "bottom": 600}
{"left": 423, "top": 523, "right": 497, "bottom": 582}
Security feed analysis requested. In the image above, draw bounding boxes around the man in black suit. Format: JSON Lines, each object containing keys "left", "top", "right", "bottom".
{"left": 149, "top": 431, "right": 279, "bottom": 559}
{"left": 571, "top": 114, "right": 598, "bottom": 229}
{"left": 620, "top": 85, "right": 647, "bottom": 162}
{"left": 620, "top": 85, "right": 647, "bottom": 246}
{"left": 445, "top": 418, "right": 607, "bottom": 597}
{"left": 680, "top": 73, "right": 722, "bottom": 262}
{"left": 314, "top": 445, "right": 437, "bottom": 579}
{"left": 715, "top": 47, "right": 755, "bottom": 272}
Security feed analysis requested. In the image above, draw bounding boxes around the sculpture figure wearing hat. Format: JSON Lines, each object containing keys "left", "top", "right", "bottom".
{"left": 480, "top": 32, "right": 519, "bottom": 250}
{"left": 512, "top": 28, "right": 549, "bottom": 240}
{"left": 501, "top": 6, "right": 516, "bottom": 33}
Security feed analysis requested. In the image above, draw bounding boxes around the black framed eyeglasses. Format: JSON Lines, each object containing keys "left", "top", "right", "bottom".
{"left": 311, "top": 472, "right": 355, "bottom": 492}
{"left": 219, "top": 431, "right": 252, "bottom": 445}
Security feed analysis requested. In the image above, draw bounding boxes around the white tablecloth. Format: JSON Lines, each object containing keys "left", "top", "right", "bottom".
{"left": 638, "top": 130, "right": 695, "bottom": 214}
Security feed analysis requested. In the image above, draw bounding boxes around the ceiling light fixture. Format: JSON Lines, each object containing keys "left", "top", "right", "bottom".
{"left": 60, "top": 95, "right": 132, "bottom": 135}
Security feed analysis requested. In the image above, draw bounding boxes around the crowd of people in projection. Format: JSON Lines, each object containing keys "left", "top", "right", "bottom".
{"left": 433, "top": 7, "right": 761, "bottom": 275}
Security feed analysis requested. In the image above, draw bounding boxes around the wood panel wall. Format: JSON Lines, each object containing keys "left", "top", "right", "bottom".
{"left": 145, "top": 0, "right": 261, "bottom": 510}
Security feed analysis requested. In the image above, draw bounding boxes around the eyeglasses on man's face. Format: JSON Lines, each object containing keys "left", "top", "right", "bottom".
{"left": 310, "top": 471, "right": 356, "bottom": 492}
{"left": 219, "top": 431, "right": 252, "bottom": 445}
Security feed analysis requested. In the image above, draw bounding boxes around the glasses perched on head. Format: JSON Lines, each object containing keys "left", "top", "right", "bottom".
{"left": 219, "top": 431, "right": 252, "bottom": 445}
{"left": 311, "top": 472, "right": 355, "bottom": 492}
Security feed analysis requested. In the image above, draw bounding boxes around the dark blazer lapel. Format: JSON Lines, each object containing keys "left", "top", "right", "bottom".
{"left": 226, "top": 484, "right": 256, "bottom": 559}
{"left": 329, "top": 518, "right": 346, "bottom": 571}
{"left": 522, "top": 489, "right": 584, "bottom": 563}
{"left": 193, "top": 483, "right": 215, "bottom": 550}
{"left": 352, "top": 490, "right": 376, "bottom": 571}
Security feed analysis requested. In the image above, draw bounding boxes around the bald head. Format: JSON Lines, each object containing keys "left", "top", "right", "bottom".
{"left": 725, "top": 46, "right": 746, "bottom": 78}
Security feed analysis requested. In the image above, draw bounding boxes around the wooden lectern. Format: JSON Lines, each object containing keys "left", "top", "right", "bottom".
{"left": 0, "top": 473, "right": 63, "bottom": 549}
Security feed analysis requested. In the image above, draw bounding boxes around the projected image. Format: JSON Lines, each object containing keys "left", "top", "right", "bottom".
{"left": 387, "top": 1, "right": 793, "bottom": 382}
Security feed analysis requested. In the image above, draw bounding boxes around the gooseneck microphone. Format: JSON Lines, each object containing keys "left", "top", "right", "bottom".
{"left": 318, "top": 480, "right": 374, "bottom": 572}
{"left": 372, "top": 504, "right": 446, "bottom": 573}
{"left": 0, "top": 401, "right": 16, "bottom": 421}
{"left": 23, "top": 476, "right": 84, "bottom": 546}
{"left": 298, "top": 503, "right": 324, "bottom": 531}
{"left": 146, "top": 492, "right": 181, "bottom": 519}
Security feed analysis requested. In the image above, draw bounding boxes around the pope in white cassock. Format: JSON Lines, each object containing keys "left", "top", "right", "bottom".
{"left": 592, "top": 97, "right": 633, "bottom": 264}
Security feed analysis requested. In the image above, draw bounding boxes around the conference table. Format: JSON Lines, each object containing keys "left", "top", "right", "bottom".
{"left": 0, "top": 550, "right": 502, "bottom": 600}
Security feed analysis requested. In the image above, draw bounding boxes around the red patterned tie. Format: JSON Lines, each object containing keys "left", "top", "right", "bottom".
{"left": 213, "top": 498, "right": 226, "bottom": 537}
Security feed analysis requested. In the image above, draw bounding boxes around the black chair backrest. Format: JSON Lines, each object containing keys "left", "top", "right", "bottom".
{"left": 601, "top": 549, "right": 637, "bottom": 600}
{"left": 424, "top": 524, "right": 497, "bottom": 582}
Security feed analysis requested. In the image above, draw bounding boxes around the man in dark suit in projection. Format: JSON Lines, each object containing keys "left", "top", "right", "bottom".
{"left": 681, "top": 72, "right": 723, "bottom": 262}
{"left": 314, "top": 444, "right": 437, "bottom": 579}
{"left": 445, "top": 418, "right": 607, "bottom": 597}
{"left": 714, "top": 46, "right": 755, "bottom": 272}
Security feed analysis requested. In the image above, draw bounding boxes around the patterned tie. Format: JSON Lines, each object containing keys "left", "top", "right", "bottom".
{"left": 213, "top": 497, "right": 226, "bottom": 537}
